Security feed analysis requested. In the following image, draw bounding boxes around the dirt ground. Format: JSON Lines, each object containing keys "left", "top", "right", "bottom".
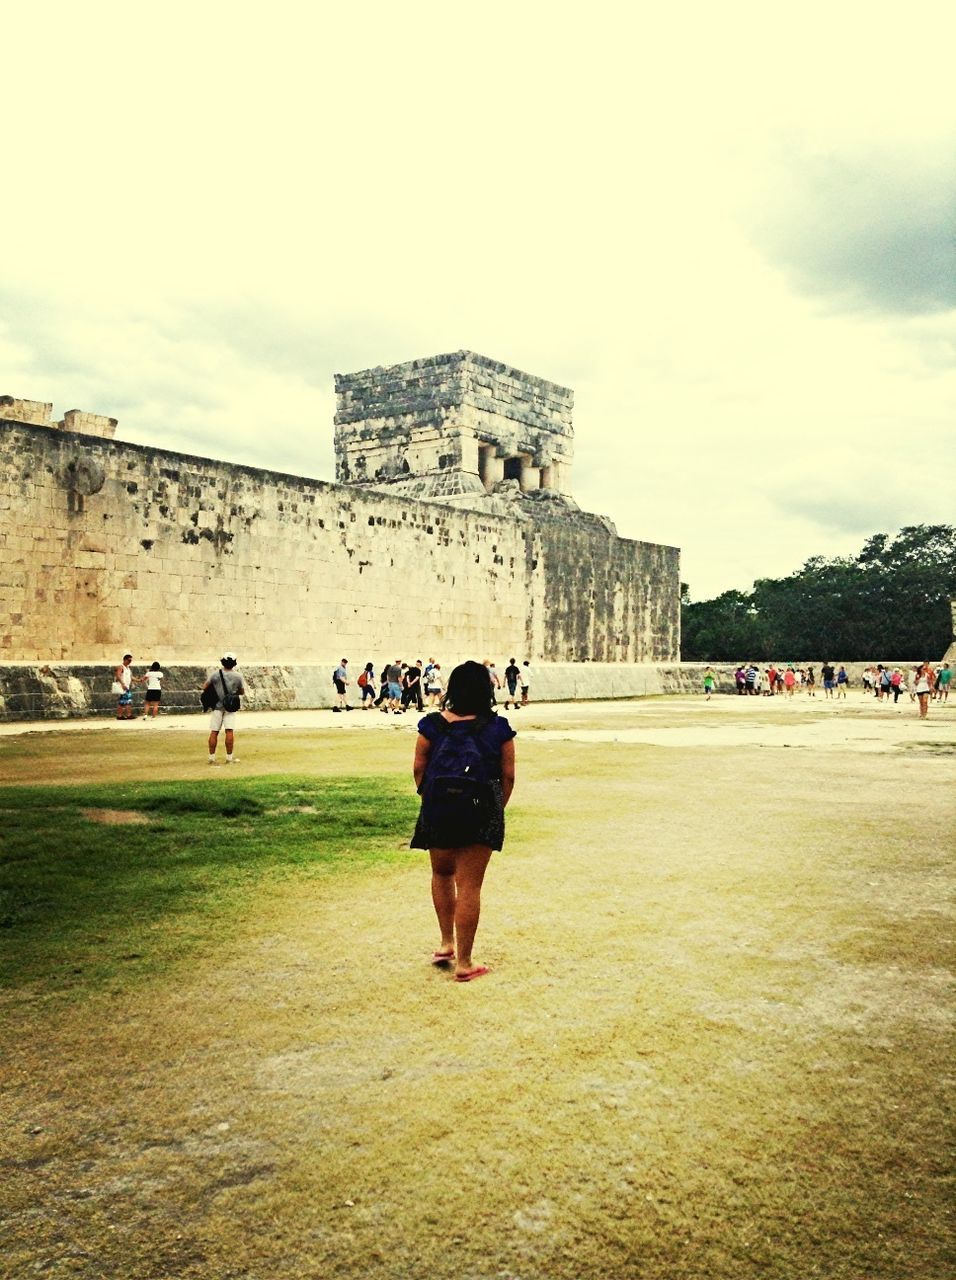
{"left": 2, "top": 694, "right": 954, "bottom": 1279}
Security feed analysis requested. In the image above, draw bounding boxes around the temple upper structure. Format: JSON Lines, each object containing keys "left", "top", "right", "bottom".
{"left": 333, "top": 351, "right": 576, "bottom": 513}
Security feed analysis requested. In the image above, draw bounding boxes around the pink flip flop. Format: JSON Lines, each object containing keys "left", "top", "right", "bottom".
{"left": 454, "top": 966, "right": 490, "bottom": 983}
{"left": 431, "top": 950, "right": 455, "bottom": 965}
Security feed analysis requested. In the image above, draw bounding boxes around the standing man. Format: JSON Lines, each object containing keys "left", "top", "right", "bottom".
{"left": 821, "top": 660, "right": 836, "bottom": 698}
{"left": 204, "top": 653, "right": 245, "bottom": 765}
{"left": 333, "top": 658, "right": 352, "bottom": 712}
{"left": 113, "top": 653, "right": 135, "bottom": 720}
{"left": 503, "top": 658, "right": 521, "bottom": 709}
{"left": 520, "top": 660, "right": 532, "bottom": 707}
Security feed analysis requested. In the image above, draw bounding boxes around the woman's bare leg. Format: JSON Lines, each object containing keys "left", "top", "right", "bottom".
{"left": 429, "top": 848, "right": 457, "bottom": 954}
{"left": 452, "top": 844, "right": 492, "bottom": 974}
{"left": 429, "top": 845, "right": 493, "bottom": 969}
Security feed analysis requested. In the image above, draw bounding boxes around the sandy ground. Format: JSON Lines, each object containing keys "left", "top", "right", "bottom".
{"left": 3, "top": 689, "right": 953, "bottom": 753}
{"left": 2, "top": 694, "right": 954, "bottom": 1279}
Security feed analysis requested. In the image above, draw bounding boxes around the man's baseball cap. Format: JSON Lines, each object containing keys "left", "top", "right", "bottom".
{"left": 221, "top": 652, "right": 238, "bottom": 662}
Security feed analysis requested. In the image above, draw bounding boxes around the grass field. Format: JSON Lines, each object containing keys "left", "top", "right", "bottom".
{"left": 1, "top": 698, "right": 953, "bottom": 1279}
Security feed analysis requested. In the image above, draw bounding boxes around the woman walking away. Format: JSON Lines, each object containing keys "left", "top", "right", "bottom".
{"left": 359, "top": 662, "right": 376, "bottom": 708}
{"left": 411, "top": 660, "right": 516, "bottom": 983}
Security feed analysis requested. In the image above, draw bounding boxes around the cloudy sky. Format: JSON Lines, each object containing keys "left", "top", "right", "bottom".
{"left": 3, "top": 4, "right": 954, "bottom": 599}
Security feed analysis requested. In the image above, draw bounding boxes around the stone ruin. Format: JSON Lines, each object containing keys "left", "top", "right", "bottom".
{"left": 334, "top": 351, "right": 577, "bottom": 516}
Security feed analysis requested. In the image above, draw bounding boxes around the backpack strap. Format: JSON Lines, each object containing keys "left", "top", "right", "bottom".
{"left": 427, "top": 712, "right": 489, "bottom": 737}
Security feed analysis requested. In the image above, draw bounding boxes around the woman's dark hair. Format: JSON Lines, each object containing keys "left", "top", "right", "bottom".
{"left": 149, "top": 660, "right": 161, "bottom": 671}
{"left": 364, "top": 662, "right": 374, "bottom": 672}
{"left": 443, "top": 660, "right": 494, "bottom": 716}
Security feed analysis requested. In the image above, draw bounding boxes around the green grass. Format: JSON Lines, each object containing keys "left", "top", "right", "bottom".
{"left": 0, "top": 775, "right": 418, "bottom": 994}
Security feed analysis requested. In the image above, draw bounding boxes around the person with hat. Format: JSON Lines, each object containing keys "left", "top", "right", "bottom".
{"left": 202, "top": 652, "right": 245, "bottom": 764}
{"left": 332, "top": 658, "right": 352, "bottom": 712}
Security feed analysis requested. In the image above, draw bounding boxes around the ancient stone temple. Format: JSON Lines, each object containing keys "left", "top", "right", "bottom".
{"left": 0, "top": 353, "right": 680, "bottom": 682}
{"left": 334, "top": 351, "right": 575, "bottom": 510}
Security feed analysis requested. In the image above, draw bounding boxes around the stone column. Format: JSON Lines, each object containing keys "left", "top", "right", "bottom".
{"left": 480, "top": 447, "right": 504, "bottom": 491}
{"left": 519, "top": 457, "right": 540, "bottom": 492}
{"left": 458, "top": 429, "right": 480, "bottom": 479}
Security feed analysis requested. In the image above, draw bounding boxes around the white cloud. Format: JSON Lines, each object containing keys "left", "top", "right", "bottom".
{"left": 2, "top": 2, "right": 954, "bottom": 600}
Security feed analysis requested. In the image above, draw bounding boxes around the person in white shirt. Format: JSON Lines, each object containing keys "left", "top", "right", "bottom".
{"left": 520, "top": 661, "right": 532, "bottom": 707}
{"left": 113, "top": 652, "right": 134, "bottom": 720}
{"left": 140, "top": 661, "right": 164, "bottom": 718}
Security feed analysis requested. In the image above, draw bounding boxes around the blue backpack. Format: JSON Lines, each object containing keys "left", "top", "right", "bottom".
{"left": 420, "top": 714, "right": 496, "bottom": 845}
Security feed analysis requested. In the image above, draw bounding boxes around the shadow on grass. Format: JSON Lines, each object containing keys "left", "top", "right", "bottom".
{"left": 0, "top": 775, "right": 418, "bottom": 996}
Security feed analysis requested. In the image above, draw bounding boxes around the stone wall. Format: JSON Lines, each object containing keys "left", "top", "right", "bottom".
{"left": 0, "top": 660, "right": 928, "bottom": 723}
{"left": 0, "top": 418, "right": 679, "bottom": 669}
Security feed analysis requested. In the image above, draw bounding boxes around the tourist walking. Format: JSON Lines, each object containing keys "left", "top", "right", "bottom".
{"left": 402, "top": 660, "right": 424, "bottom": 712}
{"left": 358, "top": 662, "right": 376, "bottom": 708}
{"left": 890, "top": 668, "right": 904, "bottom": 704}
{"left": 520, "top": 661, "right": 532, "bottom": 707}
{"left": 140, "top": 660, "right": 164, "bottom": 718}
{"left": 383, "top": 659, "right": 404, "bottom": 714}
{"left": 373, "top": 658, "right": 391, "bottom": 708}
{"left": 203, "top": 653, "right": 245, "bottom": 764}
{"left": 703, "top": 666, "right": 717, "bottom": 699}
{"left": 485, "top": 661, "right": 501, "bottom": 705}
{"left": 112, "top": 653, "right": 135, "bottom": 719}
{"left": 937, "top": 662, "right": 951, "bottom": 701}
{"left": 913, "top": 662, "right": 935, "bottom": 720}
{"left": 425, "top": 663, "right": 444, "bottom": 707}
{"left": 503, "top": 658, "right": 521, "bottom": 709}
{"left": 836, "top": 665, "right": 849, "bottom": 697}
{"left": 332, "top": 659, "right": 352, "bottom": 712}
{"left": 411, "top": 660, "right": 516, "bottom": 983}
{"left": 821, "top": 661, "right": 835, "bottom": 698}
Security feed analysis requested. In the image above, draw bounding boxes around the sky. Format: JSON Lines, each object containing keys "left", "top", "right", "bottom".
{"left": 3, "top": 3, "right": 954, "bottom": 600}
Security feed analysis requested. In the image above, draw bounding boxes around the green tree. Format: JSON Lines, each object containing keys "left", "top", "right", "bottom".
{"left": 681, "top": 525, "right": 956, "bottom": 660}
{"left": 681, "top": 588, "right": 768, "bottom": 661}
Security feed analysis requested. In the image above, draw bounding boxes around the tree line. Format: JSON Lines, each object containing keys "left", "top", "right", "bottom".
{"left": 681, "top": 525, "right": 956, "bottom": 661}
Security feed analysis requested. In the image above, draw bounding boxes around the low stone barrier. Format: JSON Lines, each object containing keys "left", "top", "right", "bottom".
{"left": 0, "top": 661, "right": 926, "bottom": 723}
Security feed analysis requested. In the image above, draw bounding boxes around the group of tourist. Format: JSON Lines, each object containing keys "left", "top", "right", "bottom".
{"left": 331, "top": 657, "right": 532, "bottom": 715}
{"left": 862, "top": 662, "right": 950, "bottom": 717}
{"left": 111, "top": 653, "right": 167, "bottom": 720}
{"left": 712, "top": 663, "right": 848, "bottom": 697}
{"left": 113, "top": 650, "right": 244, "bottom": 762}
{"left": 702, "top": 660, "right": 950, "bottom": 719}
